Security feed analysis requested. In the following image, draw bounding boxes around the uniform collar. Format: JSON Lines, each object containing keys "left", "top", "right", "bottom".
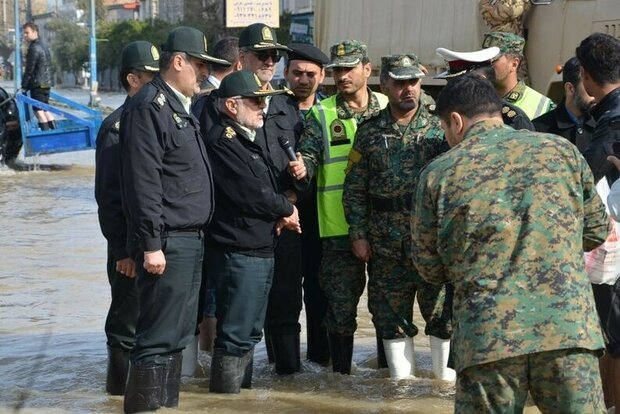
{"left": 166, "top": 82, "right": 192, "bottom": 115}
{"left": 335, "top": 87, "right": 382, "bottom": 120}
{"left": 504, "top": 80, "right": 526, "bottom": 103}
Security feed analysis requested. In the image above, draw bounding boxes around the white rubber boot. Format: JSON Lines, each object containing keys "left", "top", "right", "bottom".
{"left": 181, "top": 335, "right": 199, "bottom": 377}
{"left": 382, "top": 337, "right": 415, "bottom": 380}
{"left": 429, "top": 336, "right": 456, "bottom": 381}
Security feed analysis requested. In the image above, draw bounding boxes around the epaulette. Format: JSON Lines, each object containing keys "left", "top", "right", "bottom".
{"left": 152, "top": 91, "right": 166, "bottom": 111}
{"left": 502, "top": 104, "right": 517, "bottom": 119}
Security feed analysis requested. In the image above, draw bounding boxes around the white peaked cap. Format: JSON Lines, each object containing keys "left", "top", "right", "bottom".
{"left": 436, "top": 46, "right": 500, "bottom": 62}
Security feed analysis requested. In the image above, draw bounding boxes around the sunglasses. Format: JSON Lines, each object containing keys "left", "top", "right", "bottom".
{"left": 232, "top": 96, "right": 267, "bottom": 105}
{"left": 253, "top": 50, "right": 282, "bottom": 63}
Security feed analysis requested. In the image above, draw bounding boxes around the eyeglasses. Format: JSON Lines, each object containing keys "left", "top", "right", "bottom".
{"left": 253, "top": 50, "right": 282, "bottom": 63}
{"left": 232, "top": 96, "right": 267, "bottom": 105}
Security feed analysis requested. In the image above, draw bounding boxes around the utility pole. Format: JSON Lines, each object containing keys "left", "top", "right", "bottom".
{"left": 89, "top": 0, "right": 99, "bottom": 107}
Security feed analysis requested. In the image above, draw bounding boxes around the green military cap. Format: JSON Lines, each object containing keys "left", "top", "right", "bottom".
{"left": 121, "top": 40, "right": 159, "bottom": 72}
{"left": 381, "top": 54, "right": 425, "bottom": 80}
{"left": 481, "top": 32, "right": 525, "bottom": 55}
{"left": 218, "top": 70, "right": 286, "bottom": 98}
{"left": 162, "top": 26, "right": 231, "bottom": 65}
{"left": 325, "top": 40, "right": 368, "bottom": 69}
{"left": 239, "top": 23, "right": 290, "bottom": 51}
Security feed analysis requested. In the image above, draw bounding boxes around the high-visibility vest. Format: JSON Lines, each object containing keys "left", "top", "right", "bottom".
{"left": 512, "top": 85, "right": 554, "bottom": 120}
{"left": 309, "top": 93, "right": 388, "bottom": 238}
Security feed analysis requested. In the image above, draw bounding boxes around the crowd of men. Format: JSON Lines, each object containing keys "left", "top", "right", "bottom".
{"left": 92, "top": 19, "right": 620, "bottom": 414}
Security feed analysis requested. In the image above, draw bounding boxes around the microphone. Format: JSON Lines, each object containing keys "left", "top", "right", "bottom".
{"left": 278, "top": 136, "right": 297, "bottom": 162}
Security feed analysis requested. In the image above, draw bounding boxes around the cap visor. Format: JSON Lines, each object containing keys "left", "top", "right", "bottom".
{"left": 187, "top": 52, "right": 232, "bottom": 66}
{"left": 388, "top": 69, "right": 425, "bottom": 80}
{"left": 434, "top": 70, "right": 465, "bottom": 79}
{"left": 250, "top": 42, "right": 291, "bottom": 52}
{"left": 142, "top": 65, "right": 160, "bottom": 72}
{"left": 325, "top": 58, "right": 361, "bottom": 69}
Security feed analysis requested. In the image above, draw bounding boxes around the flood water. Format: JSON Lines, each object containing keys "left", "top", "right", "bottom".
{"left": 0, "top": 86, "right": 542, "bottom": 413}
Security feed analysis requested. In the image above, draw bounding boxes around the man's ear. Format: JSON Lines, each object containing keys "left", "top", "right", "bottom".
{"left": 564, "top": 81, "right": 575, "bottom": 98}
{"left": 450, "top": 111, "right": 464, "bottom": 135}
{"left": 225, "top": 98, "right": 238, "bottom": 115}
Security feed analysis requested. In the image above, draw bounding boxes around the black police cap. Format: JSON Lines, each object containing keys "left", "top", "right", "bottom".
{"left": 287, "top": 43, "right": 329, "bottom": 67}
{"left": 239, "top": 23, "right": 290, "bottom": 51}
{"left": 121, "top": 40, "right": 159, "bottom": 72}
{"left": 162, "top": 26, "right": 231, "bottom": 66}
{"left": 218, "top": 70, "right": 286, "bottom": 98}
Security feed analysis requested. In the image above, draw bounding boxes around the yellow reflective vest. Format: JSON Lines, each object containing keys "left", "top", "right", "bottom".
{"left": 309, "top": 92, "right": 389, "bottom": 238}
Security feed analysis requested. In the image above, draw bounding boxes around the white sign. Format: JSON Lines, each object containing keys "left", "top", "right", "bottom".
{"left": 226, "top": 0, "right": 280, "bottom": 28}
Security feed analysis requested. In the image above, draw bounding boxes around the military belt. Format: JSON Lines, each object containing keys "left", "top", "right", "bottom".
{"left": 369, "top": 194, "right": 412, "bottom": 212}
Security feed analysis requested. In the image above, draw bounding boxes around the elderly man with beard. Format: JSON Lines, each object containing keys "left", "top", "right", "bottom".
{"left": 204, "top": 70, "right": 301, "bottom": 393}
{"left": 343, "top": 54, "right": 453, "bottom": 380}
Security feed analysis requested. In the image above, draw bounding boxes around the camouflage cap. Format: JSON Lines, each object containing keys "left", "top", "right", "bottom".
{"left": 325, "top": 40, "right": 367, "bottom": 69}
{"left": 381, "top": 54, "right": 425, "bottom": 80}
{"left": 121, "top": 40, "right": 159, "bottom": 72}
{"left": 481, "top": 32, "right": 525, "bottom": 55}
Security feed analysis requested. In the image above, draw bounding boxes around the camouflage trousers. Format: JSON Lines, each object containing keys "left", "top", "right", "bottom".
{"left": 319, "top": 237, "right": 366, "bottom": 337}
{"left": 368, "top": 254, "right": 452, "bottom": 340}
{"left": 456, "top": 348, "right": 605, "bottom": 414}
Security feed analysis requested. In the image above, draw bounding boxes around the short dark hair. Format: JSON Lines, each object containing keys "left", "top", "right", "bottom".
{"left": 435, "top": 73, "right": 502, "bottom": 121}
{"left": 210, "top": 37, "right": 239, "bottom": 73}
{"left": 576, "top": 32, "right": 620, "bottom": 85}
{"left": 23, "top": 22, "right": 38, "bottom": 33}
{"left": 562, "top": 56, "right": 581, "bottom": 86}
{"left": 159, "top": 51, "right": 188, "bottom": 72}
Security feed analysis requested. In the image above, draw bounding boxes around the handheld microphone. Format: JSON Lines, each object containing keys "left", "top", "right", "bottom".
{"left": 278, "top": 136, "right": 297, "bottom": 162}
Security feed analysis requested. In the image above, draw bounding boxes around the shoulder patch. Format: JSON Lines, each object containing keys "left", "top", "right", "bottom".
{"left": 345, "top": 149, "right": 362, "bottom": 174}
{"left": 224, "top": 126, "right": 236, "bottom": 140}
{"left": 153, "top": 92, "right": 166, "bottom": 110}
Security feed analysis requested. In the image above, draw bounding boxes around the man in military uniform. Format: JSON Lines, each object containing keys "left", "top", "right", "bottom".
{"left": 533, "top": 57, "right": 595, "bottom": 153}
{"left": 482, "top": 31, "right": 555, "bottom": 120}
{"left": 203, "top": 70, "right": 300, "bottom": 393}
{"left": 284, "top": 43, "right": 331, "bottom": 365}
{"left": 296, "top": 40, "right": 389, "bottom": 374}
{"left": 95, "top": 40, "right": 159, "bottom": 396}
{"left": 343, "top": 54, "right": 453, "bottom": 380}
{"left": 435, "top": 45, "right": 535, "bottom": 131}
{"left": 412, "top": 73, "right": 609, "bottom": 412}
{"left": 576, "top": 32, "right": 620, "bottom": 413}
{"left": 119, "top": 26, "right": 228, "bottom": 413}
{"left": 236, "top": 23, "right": 306, "bottom": 375}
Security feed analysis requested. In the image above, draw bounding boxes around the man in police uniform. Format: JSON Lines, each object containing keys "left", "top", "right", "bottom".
{"left": 482, "top": 32, "right": 555, "bottom": 120}
{"left": 95, "top": 40, "right": 159, "bottom": 396}
{"left": 204, "top": 70, "right": 300, "bottom": 393}
{"left": 237, "top": 23, "right": 306, "bottom": 375}
{"left": 119, "top": 26, "right": 228, "bottom": 413}
{"left": 435, "top": 45, "right": 535, "bottom": 131}
{"left": 343, "top": 54, "right": 453, "bottom": 380}
{"left": 533, "top": 57, "right": 596, "bottom": 153}
{"left": 284, "top": 43, "right": 331, "bottom": 365}
{"left": 412, "top": 73, "right": 608, "bottom": 413}
{"left": 297, "top": 40, "right": 389, "bottom": 374}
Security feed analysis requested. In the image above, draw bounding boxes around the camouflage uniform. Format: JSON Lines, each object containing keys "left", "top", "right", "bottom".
{"left": 412, "top": 119, "right": 609, "bottom": 411}
{"left": 482, "top": 32, "right": 556, "bottom": 119}
{"left": 343, "top": 54, "right": 451, "bottom": 340}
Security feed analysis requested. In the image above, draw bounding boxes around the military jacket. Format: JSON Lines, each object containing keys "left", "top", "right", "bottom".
{"left": 204, "top": 116, "right": 294, "bottom": 254}
{"left": 343, "top": 96, "right": 445, "bottom": 258}
{"left": 95, "top": 100, "right": 129, "bottom": 260}
{"left": 412, "top": 119, "right": 609, "bottom": 373}
{"left": 583, "top": 86, "right": 620, "bottom": 186}
{"left": 119, "top": 75, "right": 214, "bottom": 252}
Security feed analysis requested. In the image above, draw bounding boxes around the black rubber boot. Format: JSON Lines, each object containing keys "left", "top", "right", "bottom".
{"left": 161, "top": 352, "right": 182, "bottom": 408}
{"left": 376, "top": 332, "right": 388, "bottom": 369}
{"left": 306, "top": 316, "right": 330, "bottom": 364}
{"left": 271, "top": 334, "right": 301, "bottom": 375}
{"left": 264, "top": 329, "right": 275, "bottom": 363}
{"left": 209, "top": 348, "right": 243, "bottom": 394}
{"left": 123, "top": 360, "right": 163, "bottom": 414}
{"left": 106, "top": 346, "right": 130, "bottom": 395}
{"left": 241, "top": 348, "right": 254, "bottom": 389}
{"left": 38, "top": 122, "right": 49, "bottom": 131}
{"left": 328, "top": 333, "right": 354, "bottom": 375}
{"left": 47, "top": 120, "right": 57, "bottom": 130}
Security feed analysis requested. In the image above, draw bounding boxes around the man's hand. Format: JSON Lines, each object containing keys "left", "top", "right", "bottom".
{"left": 116, "top": 257, "right": 136, "bottom": 278}
{"left": 144, "top": 250, "right": 166, "bottom": 275}
{"left": 276, "top": 205, "right": 302, "bottom": 235}
{"left": 284, "top": 190, "right": 298, "bottom": 204}
{"left": 608, "top": 155, "right": 620, "bottom": 171}
{"left": 351, "top": 239, "right": 372, "bottom": 262}
{"left": 288, "top": 153, "right": 307, "bottom": 181}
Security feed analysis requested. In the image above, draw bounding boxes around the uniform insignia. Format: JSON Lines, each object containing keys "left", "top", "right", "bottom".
{"left": 345, "top": 149, "right": 362, "bottom": 173}
{"left": 330, "top": 119, "right": 347, "bottom": 141}
{"left": 253, "top": 73, "right": 262, "bottom": 87}
{"left": 261, "top": 27, "right": 273, "bottom": 41}
{"left": 502, "top": 105, "right": 510, "bottom": 114}
{"left": 113, "top": 120, "right": 120, "bottom": 131}
{"left": 482, "top": 37, "right": 492, "bottom": 48}
{"left": 224, "top": 126, "right": 236, "bottom": 140}
{"left": 507, "top": 91, "right": 520, "bottom": 101}
{"left": 507, "top": 110, "right": 516, "bottom": 118}
{"left": 154, "top": 92, "right": 166, "bottom": 109}
{"left": 151, "top": 45, "right": 159, "bottom": 61}
{"left": 173, "top": 113, "right": 188, "bottom": 128}
{"left": 203, "top": 36, "right": 208, "bottom": 53}
{"left": 401, "top": 56, "right": 411, "bottom": 66}
{"left": 337, "top": 44, "right": 345, "bottom": 57}
{"left": 428, "top": 104, "right": 436, "bottom": 113}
